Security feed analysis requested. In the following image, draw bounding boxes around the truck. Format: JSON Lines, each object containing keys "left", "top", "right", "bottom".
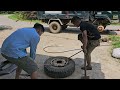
{"left": 97, "top": 11, "right": 120, "bottom": 23}
{"left": 37, "top": 11, "right": 111, "bottom": 33}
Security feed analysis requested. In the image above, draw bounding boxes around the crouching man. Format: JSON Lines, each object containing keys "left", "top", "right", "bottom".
{"left": 1, "top": 23, "right": 45, "bottom": 79}
{"left": 71, "top": 16, "right": 101, "bottom": 70}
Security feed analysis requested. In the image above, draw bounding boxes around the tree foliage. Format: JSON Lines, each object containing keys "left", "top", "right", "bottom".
{"left": 0, "top": 11, "right": 15, "bottom": 14}
{"left": 0, "top": 11, "right": 38, "bottom": 20}
{"left": 14, "top": 11, "right": 38, "bottom": 20}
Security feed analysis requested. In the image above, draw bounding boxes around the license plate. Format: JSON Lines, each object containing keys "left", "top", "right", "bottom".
{"left": 113, "top": 15, "right": 118, "bottom": 19}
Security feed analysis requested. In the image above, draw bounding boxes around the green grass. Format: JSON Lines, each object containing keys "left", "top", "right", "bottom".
{"left": 0, "top": 14, "right": 8, "bottom": 15}
{"left": 8, "top": 14, "right": 43, "bottom": 23}
{"left": 8, "top": 14, "right": 18, "bottom": 20}
{"left": 109, "top": 35, "right": 120, "bottom": 48}
{"left": 111, "top": 23, "right": 120, "bottom": 25}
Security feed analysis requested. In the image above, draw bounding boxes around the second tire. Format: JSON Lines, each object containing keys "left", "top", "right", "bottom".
{"left": 49, "top": 21, "right": 62, "bottom": 34}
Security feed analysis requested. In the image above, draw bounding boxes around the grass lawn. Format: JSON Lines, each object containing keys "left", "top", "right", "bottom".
{"left": 111, "top": 23, "right": 120, "bottom": 26}
{"left": 8, "top": 14, "right": 43, "bottom": 23}
{"left": 0, "top": 14, "right": 9, "bottom": 15}
{"left": 109, "top": 35, "right": 120, "bottom": 48}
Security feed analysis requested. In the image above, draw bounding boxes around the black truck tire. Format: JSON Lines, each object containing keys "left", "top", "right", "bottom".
{"left": 49, "top": 21, "right": 62, "bottom": 34}
{"left": 44, "top": 56, "right": 75, "bottom": 78}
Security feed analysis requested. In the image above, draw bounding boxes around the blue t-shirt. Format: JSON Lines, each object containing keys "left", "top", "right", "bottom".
{"left": 1, "top": 28, "right": 40, "bottom": 60}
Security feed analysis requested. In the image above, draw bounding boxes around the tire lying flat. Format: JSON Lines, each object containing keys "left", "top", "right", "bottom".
{"left": 44, "top": 56, "right": 75, "bottom": 78}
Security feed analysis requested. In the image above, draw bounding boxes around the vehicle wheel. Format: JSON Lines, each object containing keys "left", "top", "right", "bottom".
{"left": 97, "top": 25, "right": 105, "bottom": 32}
{"left": 49, "top": 21, "right": 62, "bottom": 34}
{"left": 44, "top": 56, "right": 75, "bottom": 78}
{"left": 62, "top": 25, "right": 67, "bottom": 30}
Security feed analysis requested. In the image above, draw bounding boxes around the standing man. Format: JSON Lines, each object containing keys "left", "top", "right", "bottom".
{"left": 71, "top": 16, "right": 101, "bottom": 70}
{"left": 1, "top": 23, "right": 45, "bottom": 79}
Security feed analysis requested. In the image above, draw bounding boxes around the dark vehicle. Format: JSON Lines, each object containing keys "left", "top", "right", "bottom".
{"left": 97, "top": 11, "right": 120, "bottom": 23}
{"left": 37, "top": 11, "right": 111, "bottom": 33}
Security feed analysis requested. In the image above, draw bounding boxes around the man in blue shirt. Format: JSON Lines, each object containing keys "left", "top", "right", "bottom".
{"left": 1, "top": 23, "right": 45, "bottom": 79}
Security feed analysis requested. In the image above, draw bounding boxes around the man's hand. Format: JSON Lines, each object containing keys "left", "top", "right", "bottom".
{"left": 81, "top": 46, "right": 83, "bottom": 49}
{"left": 81, "top": 46, "right": 87, "bottom": 54}
{"left": 78, "top": 33, "right": 82, "bottom": 41}
{"left": 83, "top": 48, "right": 87, "bottom": 54}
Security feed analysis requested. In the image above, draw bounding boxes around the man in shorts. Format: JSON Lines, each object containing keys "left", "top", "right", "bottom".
{"left": 1, "top": 23, "right": 45, "bottom": 79}
{"left": 71, "top": 16, "right": 101, "bottom": 70}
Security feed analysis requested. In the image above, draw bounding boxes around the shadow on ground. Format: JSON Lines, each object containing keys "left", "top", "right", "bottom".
{"left": 72, "top": 58, "right": 105, "bottom": 79}
{"left": 0, "top": 25, "right": 12, "bottom": 31}
{"left": 28, "top": 54, "right": 105, "bottom": 79}
{"left": 100, "top": 30, "right": 117, "bottom": 35}
{"left": 44, "top": 26, "right": 81, "bottom": 34}
{"left": 44, "top": 26, "right": 117, "bottom": 35}
{"left": 0, "top": 50, "right": 105, "bottom": 79}
{"left": 37, "top": 55, "right": 105, "bottom": 79}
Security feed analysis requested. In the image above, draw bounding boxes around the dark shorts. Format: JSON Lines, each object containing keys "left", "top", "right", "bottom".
{"left": 78, "top": 33, "right": 100, "bottom": 54}
{"left": 1, "top": 54, "right": 38, "bottom": 75}
{"left": 86, "top": 40, "right": 100, "bottom": 54}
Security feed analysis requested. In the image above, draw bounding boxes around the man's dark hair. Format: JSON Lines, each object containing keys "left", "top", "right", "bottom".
{"left": 33, "top": 23, "right": 45, "bottom": 32}
{"left": 71, "top": 16, "right": 81, "bottom": 23}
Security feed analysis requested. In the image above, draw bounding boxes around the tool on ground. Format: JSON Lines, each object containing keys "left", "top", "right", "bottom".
{"left": 81, "top": 53, "right": 90, "bottom": 79}
{"left": 68, "top": 50, "right": 83, "bottom": 59}
{"left": 64, "top": 50, "right": 83, "bottom": 64}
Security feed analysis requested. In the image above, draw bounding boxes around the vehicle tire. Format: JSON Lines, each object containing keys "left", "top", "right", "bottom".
{"left": 62, "top": 25, "right": 67, "bottom": 30}
{"left": 97, "top": 25, "right": 105, "bottom": 32}
{"left": 49, "top": 21, "right": 62, "bottom": 34}
{"left": 44, "top": 56, "right": 75, "bottom": 78}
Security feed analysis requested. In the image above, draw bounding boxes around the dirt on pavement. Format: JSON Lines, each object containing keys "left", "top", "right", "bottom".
{"left": 0, "top": 15, "right": 120, "bottom": 79}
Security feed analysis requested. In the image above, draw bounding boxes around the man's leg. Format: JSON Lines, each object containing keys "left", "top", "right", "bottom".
{"left": 15, "top": 67, "right": 22, "bottom": 79}
{"left": 5, "top": 56, "right": 38, "bottom": 79}
{"left": 14, "top": 57, "right": 38, "bottom": 79}
{"left": 85, "top": 47, "right": 95, "bottom": 67}
{"left": 18, "top": 56, "right": 38, "bottom": 79}
{"left": 1, "top": 53, "right": 22, "bottom": 78}
{"left": 78, "top": 34, "right": 93, "bottom": 69}
{"left": 81, "top": 46, "right": 95, "bottom": 70}
{"left": 1, "top": 54, "right": 38, "bottom": 79}
{"left": 81, "top": 40, "right": 100, "bottom": 70}
{"left": 13, "top": 57, "right": 38, "bottom": 79}
{"left": 30, "top": 71, "right": 38, "bottom": 79}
